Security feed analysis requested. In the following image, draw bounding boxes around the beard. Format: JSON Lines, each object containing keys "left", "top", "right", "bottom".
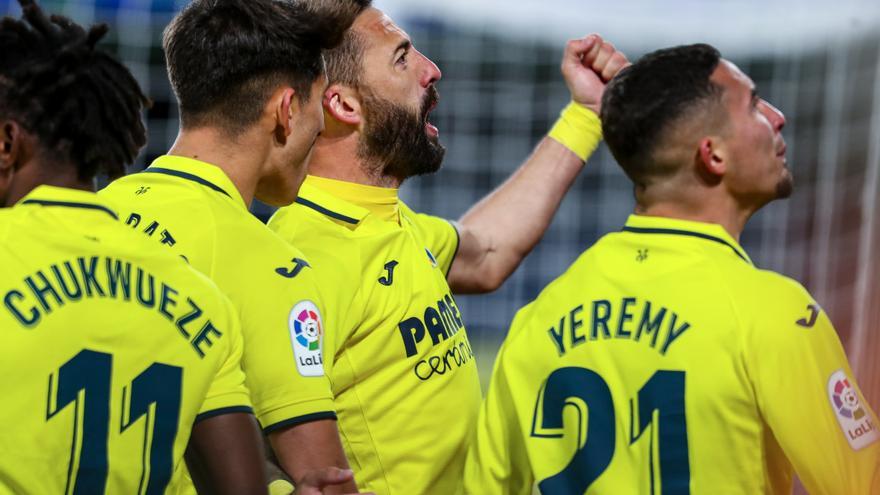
{"left": 775, "top": 167, "right": 794, "bottom": 199}
{"left": 357, "top": 85, "right": 446, "bottom": 182}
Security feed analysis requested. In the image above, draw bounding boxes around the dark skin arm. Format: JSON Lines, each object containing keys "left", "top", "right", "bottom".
{"left": 269, "top": 419, "right": 359, "bottom": 494}
{"left": 186, "top": 412, "right": 268, "bottom": 495}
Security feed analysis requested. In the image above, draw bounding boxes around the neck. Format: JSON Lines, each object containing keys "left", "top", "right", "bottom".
{"left": 4, "top": 161, "right": 93, "bottom": 207}
{"left": 307, "top": 131, "right": 402, "bottom": 188}
{"left": 637, "top": 184, "right": 754, "bottom": 241}
{"left": 167, "top": 127, "right": 269, "bottom": 206}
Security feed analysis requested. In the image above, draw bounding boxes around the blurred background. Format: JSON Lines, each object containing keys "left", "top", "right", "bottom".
{"left": 4, "top": 0, "right": 880, "bottom": 472}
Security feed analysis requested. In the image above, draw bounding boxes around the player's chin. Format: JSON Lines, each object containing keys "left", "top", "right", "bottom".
{"left": 775, "top": 169, "right": 794, "bottom": 199}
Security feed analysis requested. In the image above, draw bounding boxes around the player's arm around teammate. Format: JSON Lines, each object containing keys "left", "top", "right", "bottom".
{"left": 447, "top": 35, "right": 629, "bottom": 294}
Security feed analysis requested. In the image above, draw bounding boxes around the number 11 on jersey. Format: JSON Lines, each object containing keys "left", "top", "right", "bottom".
{"left": 531, "top": 367, "right": 690, "bottom": 494}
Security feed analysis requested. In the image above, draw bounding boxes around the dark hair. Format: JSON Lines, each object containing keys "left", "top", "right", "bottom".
{"left": 601, "top": 43, "right": 724, "bottom": 184}
{"left": 163, "top": 0, "right": 370, "bottom": 133}
{"left": 0, "top": 0, "right": 149, "bottom": 180}
{"left": 325, "top": 26, "right": 369, "bottom": 88}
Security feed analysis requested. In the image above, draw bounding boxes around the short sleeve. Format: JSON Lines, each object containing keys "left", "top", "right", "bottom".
{"left": 402, "top": 203, "right": 460, "bottom": 276}
{"left": 212, "top": 220, "right": 337, "bottom": 433}
{"left": 743, "top": 273, "right": 880, "bottom": 494}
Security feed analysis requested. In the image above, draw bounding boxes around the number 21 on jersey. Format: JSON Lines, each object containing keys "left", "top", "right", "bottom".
{"left": 531, "top": 367, "right": 690, "bottom": 494}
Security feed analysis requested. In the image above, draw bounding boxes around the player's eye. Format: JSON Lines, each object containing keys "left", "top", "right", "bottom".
{"left": 396, "top": 51, "right": 408, "bottom": 67}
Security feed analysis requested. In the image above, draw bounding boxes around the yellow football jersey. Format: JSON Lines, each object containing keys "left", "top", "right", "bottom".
{"left": 268, "top": 175, "right": 483, "bottom": 495}
{"left": 0, "top": 186, "right": 250, "bottom": 495}
{"left": 99, "top": 156, "right": 336, "bottom": 432}
{"left": 465, "top": 214, "right": 880, "bottom": 495}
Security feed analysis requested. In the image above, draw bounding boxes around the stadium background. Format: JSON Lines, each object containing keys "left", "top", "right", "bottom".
{"left": 4, "top": 0, "right": 880, "bottom": 484}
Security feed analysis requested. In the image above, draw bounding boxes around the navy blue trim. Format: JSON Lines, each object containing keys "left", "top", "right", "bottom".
{"left": 142, "top": 167, "right": 231, "bottom": 197}
{"left": 621, "top": 226, "right": 749, "bottom": 263}
{"left": 194, "top": 405, "right": 254, "bottom": 424}
{"left": 262, "top": 411, "right": 337, "bottom": 434}
{"left": 21, "top": 199, "right": 118, "bottom": 220}
{"left": 445, "top": 220, "right": 461, "bottom": 278}
{"left": 295, "top": 197, "right": 359, "bottom": 225}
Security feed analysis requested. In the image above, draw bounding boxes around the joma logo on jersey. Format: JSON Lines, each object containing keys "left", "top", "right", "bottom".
{"left": 398, "top": 294, "right": 464, "bottom": 357}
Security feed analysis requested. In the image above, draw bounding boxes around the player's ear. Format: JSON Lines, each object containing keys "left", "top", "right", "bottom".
{"left": 0, "top": 121, "right": 25, "bottom": 205}
{"left": 272, "top": 87, "right": 298, "bottom": 142}
{"left": 0, "top": 121, "right": 23, "bottom": 172}
{"left": 697, "top": 135, "right": 727, "bottom": 180}
{"left": 323, "top": 83, "right": 361, "bottom": 126}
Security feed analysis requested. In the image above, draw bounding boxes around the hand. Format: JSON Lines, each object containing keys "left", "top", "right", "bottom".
{"left": 292, "top": 467, "right": 375, "bottom": 495}
{"left": 561, "top": 34, "right": 630, "bottom": 114}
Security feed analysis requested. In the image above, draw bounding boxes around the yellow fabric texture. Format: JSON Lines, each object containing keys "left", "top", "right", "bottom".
{"left": 268, "top": 175, "right": 482, "bottom": 495}
{"left": 547, "top": 101, "right": 603, "bottom": 161}
{"left": 465, "top": 214, "right": 880, "bottom": 495}
{"left": 0, "top": 186, "right": 250, "bottom": 494}
{"left": 101, "top": 157, "right": 337, "bottom": 493}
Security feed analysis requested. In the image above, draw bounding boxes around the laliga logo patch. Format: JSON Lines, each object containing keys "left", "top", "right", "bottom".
{"left": 289, "top": 300, "right": 324, "bottom": 377}
{"left": 828, "top": 370, "right": 878, "bottom": 450}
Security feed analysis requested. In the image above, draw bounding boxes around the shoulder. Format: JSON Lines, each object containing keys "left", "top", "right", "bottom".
{"left": 734, "top": 267, "right": 815, "bottom": 311}
{"left": 269, "top": 204, "right": 363, "bottom": 269}
{"left": 399, "top": 200, "right": 451, "bottom": 231}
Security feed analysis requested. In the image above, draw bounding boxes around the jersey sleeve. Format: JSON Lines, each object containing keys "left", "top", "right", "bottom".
{"left": 238, "top": 265, "right": 337, "bottom": 433}
{"left": 742, "top": 273, "right": 880, "bottom": 494}
{"left": 402, "top": 204, "right": 460, "bottom": 276}
{"left": 196, "top": 295, "right": 253, "bottom": 421}
{"left": 464, "top": 310, "right": 534, "bottom": 495}
{"left": 213, "top": 219, "right": 337, "bottom": 434}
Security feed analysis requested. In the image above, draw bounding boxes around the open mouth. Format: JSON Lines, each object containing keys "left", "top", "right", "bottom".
{"left": 425, "top": 122, "right": 439, "bottom": 137}
{"left": 423, "top": 87, "right": 440, "bottom": 137}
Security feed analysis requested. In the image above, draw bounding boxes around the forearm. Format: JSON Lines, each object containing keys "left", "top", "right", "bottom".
{"left": 269, "top": 419, "right": 357, "bottom": 493}
{"left": 447, "top": 35, "right": 626, "bottom": 294}
{"left": 450, "top": 136, "right": 586, "bottom": 293}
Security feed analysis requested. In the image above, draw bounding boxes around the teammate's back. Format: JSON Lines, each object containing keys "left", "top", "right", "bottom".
{"left": 0, "top": 188, "right": 251, "bottom": 494}
{"left": 465, "top": 43, "right": 879, "bottom": 494}
{"left": 467, "top": 214, "right": 879, "bottom": 493}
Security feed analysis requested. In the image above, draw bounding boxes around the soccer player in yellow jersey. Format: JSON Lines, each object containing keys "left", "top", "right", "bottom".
{"left": 99, "top": 1, "right": 371, "bottom": 493}
{"left": 465, "top": 44, "right": 880, "bottom": 494}
{"left": 268, "top": 3, "right": 629, "bottom": 493}
{"left": 0, "top": 2, "right": 266, "bottom": 493}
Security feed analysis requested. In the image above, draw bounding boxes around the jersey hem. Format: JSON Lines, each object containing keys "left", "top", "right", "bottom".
{"left": 262, "top": 411, "right": 338, "bottom": 434}
{"left": 194, "top": 405, "right": 254, "bottom": 424}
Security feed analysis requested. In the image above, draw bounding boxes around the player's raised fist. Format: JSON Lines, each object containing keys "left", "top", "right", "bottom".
{"left": 561, "top": 34, "right": 630, "bottom": 113}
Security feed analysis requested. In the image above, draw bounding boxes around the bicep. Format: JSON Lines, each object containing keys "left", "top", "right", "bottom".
{"left": 447, "top": 221, "right": 510, "bottom": 294}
